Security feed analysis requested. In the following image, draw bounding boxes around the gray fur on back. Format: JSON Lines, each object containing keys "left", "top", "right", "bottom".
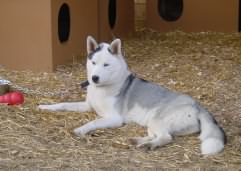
{"left": 115, "top": 74, "right": 182, "bottom": 114}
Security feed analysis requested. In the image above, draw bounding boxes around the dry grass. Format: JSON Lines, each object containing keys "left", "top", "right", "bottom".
{"left": 0, "top": 29, "right": 241, "bottom": 170}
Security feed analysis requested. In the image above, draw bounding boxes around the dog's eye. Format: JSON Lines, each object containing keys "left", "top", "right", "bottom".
{"left": 103, "top": 63, "right": 110, "bottom": 67}
{"left": 92, "top": 61, "right": 96, "bottom": 65}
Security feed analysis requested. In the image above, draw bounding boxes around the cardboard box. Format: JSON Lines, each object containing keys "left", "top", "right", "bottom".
{"left": 0, "top": 0, "right": 134, "bottom": 72}
{"left": 98, "top": 0, "right": 135, "bottom": 41}
{"left": 146, "top": 0, "right": 240, "bottom": 32}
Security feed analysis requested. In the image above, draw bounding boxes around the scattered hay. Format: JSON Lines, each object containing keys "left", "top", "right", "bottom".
{"left": 0, "top": 29, "right": 241, "bottom": 170}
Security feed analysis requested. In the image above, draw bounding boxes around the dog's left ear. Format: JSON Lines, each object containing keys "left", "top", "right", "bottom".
{"left": 109, "top": 39, "right": 122, "bottom": 55}
{"left": 87, "top": 36, "right": 98, "bottom": 55}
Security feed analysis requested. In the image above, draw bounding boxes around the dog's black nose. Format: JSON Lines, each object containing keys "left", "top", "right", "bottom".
{"left": 92, "top": 75, "right": 99, "bottom": 83}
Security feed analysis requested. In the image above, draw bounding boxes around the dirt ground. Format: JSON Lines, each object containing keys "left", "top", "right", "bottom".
{"left": 0, "top": 30, "right": 241, "bottom": 170}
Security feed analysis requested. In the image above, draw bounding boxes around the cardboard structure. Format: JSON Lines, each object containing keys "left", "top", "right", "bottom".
{"left": 146, "top": 0, "right": 240, "bottom": 32}
{"left": 0, "top": 0, "right": 134, "bottom": 72}
{"left": 99, "top": 0, "right": 135, "bottom": 41}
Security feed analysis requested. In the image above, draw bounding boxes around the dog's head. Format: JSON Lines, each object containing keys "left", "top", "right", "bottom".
{"left": 86, "top": 36, "right": 128, "bottom": 87}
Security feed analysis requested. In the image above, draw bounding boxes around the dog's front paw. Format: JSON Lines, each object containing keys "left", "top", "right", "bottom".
{"left": 73, "top": 127, "right": 87, "bottom": 137}
{"left": 38, "top": 104, "right": 58, "bottom": 111}
{"left": 137, "top": 142, "right": 158, "bottom": 150}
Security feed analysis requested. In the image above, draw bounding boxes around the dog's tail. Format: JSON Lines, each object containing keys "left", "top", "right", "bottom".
{"left": 198, "top": 108, "right": 227, "bottom": 155}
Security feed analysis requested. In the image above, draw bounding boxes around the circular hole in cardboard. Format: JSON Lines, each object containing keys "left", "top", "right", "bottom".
{"left": 108, "top": 0, "right": 117, "bottom": 29}
{"left": 58, "top": 3, "right": 70, "bottom": 43}
{"left": 158, "top": 0, "right": 183, "bottom": 22}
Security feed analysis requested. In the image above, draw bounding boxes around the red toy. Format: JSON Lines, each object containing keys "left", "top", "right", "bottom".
{"left": 0, "top": 91, "right": 24, "bottom": 105}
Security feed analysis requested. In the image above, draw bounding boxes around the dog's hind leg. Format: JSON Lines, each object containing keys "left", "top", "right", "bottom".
{"left": 38, "top": 101, "right": 92, "bottom": 112}
{"left": 137, "top": 132, "right": 172, "bottom": 150}
{"left": 129, "top": 127, "right": 155, "bottom": 145}
{"left": 136, "top": 124, "right": 173, "bottom": 150}
{"left": 129, "top": 136, "right": 154, "bottom": 145}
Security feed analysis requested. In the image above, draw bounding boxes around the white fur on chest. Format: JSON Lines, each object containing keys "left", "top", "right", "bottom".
{"left": 87, "top": 86, "right": 157, "bottom": 126}
{"left": 87, "top": 86, "right": 118, "bottom": 117}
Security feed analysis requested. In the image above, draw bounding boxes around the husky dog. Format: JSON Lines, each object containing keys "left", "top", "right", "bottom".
{"left": 39, "top": 36, "right": 226, "bottom": 155}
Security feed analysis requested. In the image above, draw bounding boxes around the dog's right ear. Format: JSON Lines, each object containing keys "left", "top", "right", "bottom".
{"left": 87, "top": 36, "right": 98, "bottom": 55}
{"left": 109, "top": 39, "right": 122, "bottom": 55}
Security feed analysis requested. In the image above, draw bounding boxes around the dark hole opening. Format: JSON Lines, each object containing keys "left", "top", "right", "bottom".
{"left": 58, "top": 3, "right": 70, "bottom": 43}
{"left": 108, "top": 0, "right": 117, "bottom": 29}
{"left": 158, "top": 0, "right": 183, "bottom": 22}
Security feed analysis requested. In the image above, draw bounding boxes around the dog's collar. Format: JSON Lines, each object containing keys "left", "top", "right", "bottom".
{"left": 116, "top": 74, "right": 136, "bottom": 97}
